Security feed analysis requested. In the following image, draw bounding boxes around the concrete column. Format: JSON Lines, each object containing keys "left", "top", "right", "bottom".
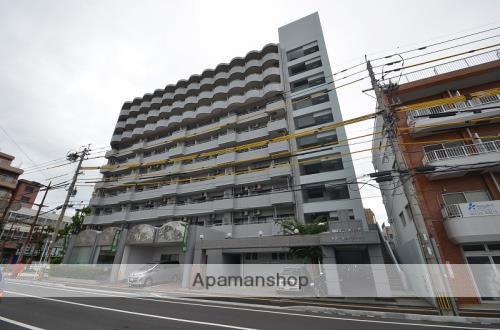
{"left": 182, "top": 226, "right": 199, "bottom": 288}
{"left": 321, "top": 246, "right": 341, "bottom": 296}
{"left": 368, "top": 245, "right": 392, "bottom": 298}
{"left": 110, "top": 228, "right": 128, "bottom": 283}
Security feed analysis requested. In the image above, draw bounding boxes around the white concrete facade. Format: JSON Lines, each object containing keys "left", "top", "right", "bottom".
{"left": 85, "top": 13, "right": 368, "bottom": 245}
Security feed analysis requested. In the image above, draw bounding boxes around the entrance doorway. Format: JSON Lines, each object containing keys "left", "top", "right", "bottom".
{"left": 96, "top": 246, "right": 115, "bottom": 264}
{"left": 335, "top": 247, "right": 375, "bottom": 297}
{"left": 463, "top": 243, "right": 500, "bottom": 301}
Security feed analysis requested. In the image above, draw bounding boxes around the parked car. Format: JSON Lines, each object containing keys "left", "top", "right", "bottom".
{"left": 128, "top": 262, "right": 181, "bottom": 287}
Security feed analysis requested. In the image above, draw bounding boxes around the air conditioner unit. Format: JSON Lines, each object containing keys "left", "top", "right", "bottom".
{"left": 202, "top": 192, "right": 208, "bottom": 197}
{"left": 254, "top": 210, "right": 261, "bottom": 215}
{"left": 256, "top": 184, "right": 262, "bottom": 189}
{"left": 182, "top": 217, "right": 188, "bottom": 221}
{"left": 243, "top": 211, "right": 249, "bottom": 216}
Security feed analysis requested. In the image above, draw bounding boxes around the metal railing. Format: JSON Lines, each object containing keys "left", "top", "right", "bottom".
{"left": 443, "top": 200, "right": 500, "bottom": 219}
{"left": 383, "top": 49, "right": 500, "bottom": 86}
{"left": 408, "top": 93, "right": 500, "bottom": 122}
{"left": 443, "top": 204, "right": 462, "bottom": 218}
{"left": 423, "top": 139, "right": 500, "bottom": 164}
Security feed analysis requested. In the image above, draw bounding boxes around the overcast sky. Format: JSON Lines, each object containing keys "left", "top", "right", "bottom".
{"left": 1, "top": 0, "right": 499, "bottom": 222}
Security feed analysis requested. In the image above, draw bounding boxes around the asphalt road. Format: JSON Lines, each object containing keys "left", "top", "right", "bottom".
{"left": 0, "top": 280, "right": 497, "bottom": 330}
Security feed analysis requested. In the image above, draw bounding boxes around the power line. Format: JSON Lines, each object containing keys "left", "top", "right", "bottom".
{"left": 19, "top": 147, "right": 107, "bottom": 172}
{"left": 370, "top": 25, "right": 500, "bottom": 62}
{"left": 0, "top": 125, "right": 49, "bottom": 179}
{"left": 372, "top": 34, "right": 500, "bottom": 71}
{"left": 379, "top": 43, "right": 500, "bottom": 76}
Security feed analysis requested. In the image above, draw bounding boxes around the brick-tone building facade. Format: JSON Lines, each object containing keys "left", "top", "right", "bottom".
{"left": 0, "top": 152, "right": 24, "bottom": 218}
{"left": 11, "top": 179, "right": 42, "bottom": 209}
{"left": 373, "top": 50, "right": 500, "bottom": 304}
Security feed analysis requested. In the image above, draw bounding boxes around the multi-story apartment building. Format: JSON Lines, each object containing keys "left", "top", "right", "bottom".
{"left": 0, "top": 207, "right": 72, "bottom": 263}
{"left": 74, "top": 13, "right": 384, "bottom": 277}
{"left": 373, "top": 49, "right": 500, "bottom": 303}
{"left": 11, "top": 179, "right": 42, "bottom": 209}
{"left": 0, "top": 152, "right": 24, "bottom": 218}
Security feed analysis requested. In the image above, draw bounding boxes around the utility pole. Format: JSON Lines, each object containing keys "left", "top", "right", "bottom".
{"left": 17, "top": 181, "right": 52, "bottom": 264}
{"left": 0, "top": 196, "right": 47, "bottom": 262}
{"left": 366, "top": 59, "right": 458, "bottom": 316}
{"left": 46, "top": 146, "right": 90, "bottom": 262}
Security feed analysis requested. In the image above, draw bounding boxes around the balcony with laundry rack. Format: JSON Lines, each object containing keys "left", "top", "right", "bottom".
{"left": 422, "top": 139, "right": 500, "bottom": 180}
{"left": 383, "top": 49, "right": 500, "bottom": 136}
{"left": 442, "top": 199, "right": 500, "bottom": 244}
{"left": 406, "top": 91, "right": 500, "bottom": 136}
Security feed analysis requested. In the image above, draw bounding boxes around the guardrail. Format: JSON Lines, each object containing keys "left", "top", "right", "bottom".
{"left": 423, "top": 140, "right": 500, "bottom": 164}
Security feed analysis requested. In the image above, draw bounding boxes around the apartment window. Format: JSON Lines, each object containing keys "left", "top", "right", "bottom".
{"left": 24, "top": 186, "right": 35, "bottom": 193}
{"left": 305, "top": 212, "right": 330, "bottom": 224}
{"left": 302, "top": 182, "right": 350, "bottom": 202}
{"left": 329, "top": 184, "right": 350, "bottom": 200}
{"left": 296, "top": 129, "right": 337, "bottom": 149}
{"left": 293, "top": 90, "right": 330, "bottom": 110}
{"left": 20, "top": 196, "right": 30, "bottom": 203}
{"left": 288, "top": 57, "right": 322, "bottom": 76}
{"left": 290, "top": 73, "right": 325, "bottom": 93}
{"left": 462, "top": 244, "right": 486, "bottom": 252}
{"left": 286, "top": 41, "right": 319, "bottom": 61}
{"left": 299, "top": 157, "right": 343, "bottom": 175}
{"left": 305, "top": 186, "right": 324, "bottom": 199}
{"left": 442, "top": 190, "right": 491, "bottom": 205}
{"left": 294, "top": 109, "right": 333, "bottom": 129}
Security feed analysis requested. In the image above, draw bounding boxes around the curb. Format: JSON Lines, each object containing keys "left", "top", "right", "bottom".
{"left": 286, "top": 305, "right": 500, "bottom": 325}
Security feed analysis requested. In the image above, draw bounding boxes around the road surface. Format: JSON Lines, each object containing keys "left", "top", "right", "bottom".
{"left": 0, "top": 280, "right": 497, "bottom": 330}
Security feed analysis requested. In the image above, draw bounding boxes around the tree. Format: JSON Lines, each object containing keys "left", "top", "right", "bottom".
{"left": 58, "top": 206, "right": 91, "bottom": 238}
{"left": 276, "top": 217, "right": 329, "bottom": 263}
{"left": 32, "top": 225, "right": 53, "bottom": 260}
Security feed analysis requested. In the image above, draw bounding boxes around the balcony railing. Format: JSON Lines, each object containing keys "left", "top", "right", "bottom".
{"left": 443, "top": 204, "right": 463, "bottom": 218}
{"left": 423, "top": 140, "right": 500, "bottom": 164}
{"left": 407, "top": 93, "right": 500, "bottom": 123}
{"left": 383, "top": 49, "right": 500, "bottom": 86}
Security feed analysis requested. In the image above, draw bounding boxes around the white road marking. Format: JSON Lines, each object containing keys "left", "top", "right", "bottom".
{"left": 6, "top": 280, "right": 139, "bottom": 297}
{"left": 6, "top": 281, "right": 496, "bottom": 330}
{"left": 5, "top": 290, "right": 258, "bottom": 330}
{"left": 0, "top": 315, "right": 46, "bottom": 330}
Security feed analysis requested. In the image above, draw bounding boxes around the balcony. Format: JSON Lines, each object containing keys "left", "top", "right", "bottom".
{"left": 88, "top": 191, "right": 294, "bottom": 225}
{"left": 422, "top": 140, "right": 500, "bottom": 180}
{"left": 443, "top": 200, "right": 500, "bottom": 244}
{"left": 407, "top": 93, "right": 500, "bottom": 137}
